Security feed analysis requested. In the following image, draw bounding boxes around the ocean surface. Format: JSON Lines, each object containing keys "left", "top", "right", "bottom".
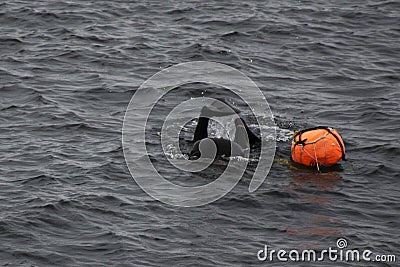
{"left": 1, "top": 0, "right": 399, "bottom": 266}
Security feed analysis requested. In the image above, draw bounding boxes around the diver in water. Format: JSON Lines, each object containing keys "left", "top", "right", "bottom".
{"left": 189, "top": 99, "right": 346, "bottom": 171}
{"left": 188, "top": 101, "right": 346, "bottom": 170}
{"left": 188, "top": 102, "right": 261, "bottom": 160}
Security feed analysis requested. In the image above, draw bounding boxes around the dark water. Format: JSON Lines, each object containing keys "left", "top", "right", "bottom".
{"left": 1, "top": 0, "right": 399, "bottom": 266}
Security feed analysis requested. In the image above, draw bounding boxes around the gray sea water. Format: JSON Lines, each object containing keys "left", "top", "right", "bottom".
{"left": 1, "top": 0, "right": 399, "bottom": 266}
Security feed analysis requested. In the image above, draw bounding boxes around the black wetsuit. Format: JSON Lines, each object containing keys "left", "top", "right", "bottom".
{"left": 189, "top": 116, "right": 260, "bottom": 159}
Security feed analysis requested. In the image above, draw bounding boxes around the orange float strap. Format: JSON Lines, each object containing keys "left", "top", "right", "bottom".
{"left": 291, "top": 126, "right": 346, "bottom": 171}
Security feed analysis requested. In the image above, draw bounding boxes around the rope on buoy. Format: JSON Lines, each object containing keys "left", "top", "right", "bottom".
{"left": 291, "top": 126, "right": 345, "bottom": 169}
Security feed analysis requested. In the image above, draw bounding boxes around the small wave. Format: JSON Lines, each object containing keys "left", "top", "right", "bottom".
{"left": 218, "top": 195, "right": 263, "bottom": 208}
{"left": 0, "top": 104, "right": 19, "bottom": 111}
{"left": 220, "top": 31, "right": 249, "bottom": 39}
{"left": 19, "top": 174, "right": 59, "bottom": 186}
{"left": 0, "top": 37, "right": 23, "bottom": 44}
{"left": 165, "top": 6, "right": 194, "bottom": 15}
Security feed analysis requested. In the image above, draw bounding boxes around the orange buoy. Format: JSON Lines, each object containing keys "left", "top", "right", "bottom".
{"left": 291, "top": 127, "right": 345, "bottom": 169}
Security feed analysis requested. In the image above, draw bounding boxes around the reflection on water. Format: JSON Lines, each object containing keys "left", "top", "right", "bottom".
{"left": 284, "top": 168, "right": 344, "bottom": 238}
